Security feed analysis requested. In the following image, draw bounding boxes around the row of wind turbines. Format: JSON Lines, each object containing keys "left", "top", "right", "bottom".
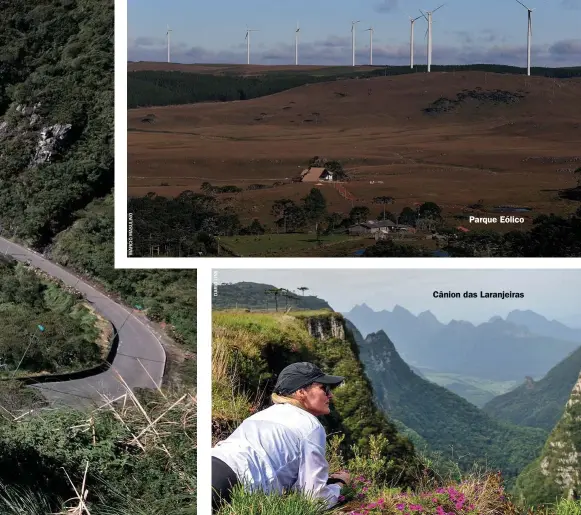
{"left": 165, "top": 0, "right": 537, "bottom": 76}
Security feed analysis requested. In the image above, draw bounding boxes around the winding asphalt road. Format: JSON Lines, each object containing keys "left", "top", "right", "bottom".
{"left": 1, "top": 236, "right": 166, "bottom": 409}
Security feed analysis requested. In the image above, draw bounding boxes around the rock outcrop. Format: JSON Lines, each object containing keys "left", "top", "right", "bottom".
{"left": 1, "top": 103, "right": 74, "bottom": 167}
{"left": 538, "top": 371, "right": 581, "bottom": 499}
{"left": 305, "top": 314, "right": 345, "bottom": 341}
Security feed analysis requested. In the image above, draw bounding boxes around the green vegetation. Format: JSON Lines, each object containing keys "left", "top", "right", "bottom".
{"left": 220, "top": 233, "right": 365, "bottom": 256}
{"left": 213, "top": 281, "right": 332, "bottom": 312}
{"left": 212, "top": 302, "right": 580, "bottom": 513}
{"left": 0, "top": 0, "right": 113, "bottom": 248}
{"left": 363, "top": 208, "right": 581, "bottom": 257}
{"left": 212, "top": 310, "right": 418, "bottom": 486}
{"left": 0, "top": 389, "right": 196, "bottom": 514}
{"left": 513, "top": 373, "right": 581, "bottom": 506}
{"left": 50, "top": 195, "right": 197, "bottom": 386}
{"left": 444, "top": 209, "right": 581, "bottom": 257}
{"left": 1, "top": 2, "right": 199, "bottom": 512}
{"left": 483, "top": 345, "right": 581, "bottom": 430}
{"left": 356, "top": 330, "right": 548, "bottom": 486}
{"left": 0, "top": 258, "right": 101, "bottom": 376}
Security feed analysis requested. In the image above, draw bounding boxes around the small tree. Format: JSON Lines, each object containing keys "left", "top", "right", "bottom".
{"left": 247, "top": 219, "right": 265, "bottom": 236}
{"left": 297, "top": 287, "right": 309, "bottom": 296}
{"left": 302, "top": 188, "right": 327, "bottom": 221}
{"left": 265, "top": 288, "right": 283, "bottom": 311}
{"left": 419, "top": 202, "right": 442, "bottom": 220}
{"left": 399, "top": 207, "right": 417, "bottom": 226}
{"left": 376, "top": 210, "right": 396, "bottom": 222}
{"left": 271, "top": 199, "right": 296, "bottom": 233}
{"left": 373, "top": 196, "right": 395, "bottom": 221}
{"left": 325, "top": 212, "right": 344, "bottom": 234}
{"left": 349, "top": 206, "right": 371, "bottom": 225}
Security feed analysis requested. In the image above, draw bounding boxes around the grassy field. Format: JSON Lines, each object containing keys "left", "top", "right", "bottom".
{"left": 420, "top": 370, "right": 521, "bottom": 407}
{"left": 219, "top": 233, "right": 369, "bottom": 256}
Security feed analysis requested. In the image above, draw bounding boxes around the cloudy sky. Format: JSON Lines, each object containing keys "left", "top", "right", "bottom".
{"left": 214, "top": 269, "right": 581, "bottom": 326}
{"left": 128, "top": 0, "right": 581, "bottom": 67}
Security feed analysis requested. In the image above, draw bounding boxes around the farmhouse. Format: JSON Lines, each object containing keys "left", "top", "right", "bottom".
{"left": 348, "top": 220, "right": 395, "bottom": 236}
{"left": 299, "top": 167, "right": 336, "bottom": 182}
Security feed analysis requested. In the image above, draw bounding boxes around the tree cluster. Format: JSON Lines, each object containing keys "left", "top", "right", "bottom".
{"left": 0, "top": 260, "right": 100, "bottom": 375}
{"left": 0, "top": 0, "right": 113, "bottom": 248}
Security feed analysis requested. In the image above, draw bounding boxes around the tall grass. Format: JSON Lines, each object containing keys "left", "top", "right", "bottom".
{"left": 217, "top": 485, "right": 327, "bottom": 515}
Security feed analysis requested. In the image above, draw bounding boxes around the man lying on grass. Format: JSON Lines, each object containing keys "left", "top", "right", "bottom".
{"left": 211, "top": 362, "right": 350, "bottom": 512}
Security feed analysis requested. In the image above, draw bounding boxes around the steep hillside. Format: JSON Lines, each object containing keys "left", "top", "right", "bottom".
{"left": 212, "top": 309, "right": 418, "bottom": 486}
{"left": 0, "top": 0, "right": 113, "bottom": 248}
{"left": 213, "top": 281, "right": 332, "bottom": 311}
{"left": 514, "top": 371, "right": 581, "bottom": 505}
{"left": 483, "top": 345, "right": 581, "bottom": 431}
{"left": 354, "top": 328, "right": 548, "bottom": 484}
{"left": 0, "top": 258, "right": 102, "bottom": 377}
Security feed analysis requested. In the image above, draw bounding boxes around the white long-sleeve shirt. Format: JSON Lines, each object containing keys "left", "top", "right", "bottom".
{"left": 212, "top": 403, "right": 341, "bottom": 508}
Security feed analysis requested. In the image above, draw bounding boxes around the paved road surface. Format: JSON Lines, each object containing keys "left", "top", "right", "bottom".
{"left": 0, "top": 236, "right": 166, "bottom": 409}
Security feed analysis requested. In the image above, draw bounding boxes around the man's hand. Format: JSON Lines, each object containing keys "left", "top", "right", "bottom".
{"left": 329, "top": 470, "right": 351, "bottom": 485}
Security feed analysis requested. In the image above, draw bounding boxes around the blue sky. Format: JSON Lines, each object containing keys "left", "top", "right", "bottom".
{"left": 214, "top": 269, "right": 581, "bottom": 325}
{"left": 128, "top": 0, "right": 581, "bottom": 66}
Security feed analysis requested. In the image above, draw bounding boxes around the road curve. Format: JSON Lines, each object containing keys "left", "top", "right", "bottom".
{"left": 0, "top": 236, "right": 166, "bottom": 409}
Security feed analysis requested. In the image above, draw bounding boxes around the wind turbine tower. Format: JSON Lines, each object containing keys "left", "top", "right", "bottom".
{"left": 351, "top": 20, "right": 360, "bottom": 66}
{"left": 515, "top": 0, "right": 535, "bottom": 76}
{"left": 365, "top": 26, "right": 374, "bottom": 65}
{"left": 166, "top": 25, "right": 172, "bottom": 63}
{"left": 409, "top": 15, "right": 423, "bottom": 68}
{"left": 420, "top": 4, "right": 445, "bottom": 73}
{"left": 245, "top": 27, "right": 259, "bottom": 65}
{"left": 295, "top": 22, "right": 300, "bottom": 65}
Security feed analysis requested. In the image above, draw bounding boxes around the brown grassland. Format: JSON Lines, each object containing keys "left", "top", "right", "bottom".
{"left": 128, "top": 68, "right": 581, "bottom": 234}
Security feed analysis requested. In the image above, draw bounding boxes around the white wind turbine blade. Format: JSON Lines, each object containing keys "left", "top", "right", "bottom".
{"left": 419, "top": 9, "right": 429, "bottom": 21}
{"left": 432, "top": 3, "right": 446, "bottom": 13}
{"left": 514, "top": 0, "right": 532, "bottom": 9}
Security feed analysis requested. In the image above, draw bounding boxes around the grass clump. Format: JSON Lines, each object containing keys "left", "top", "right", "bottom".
{"left": 217, "top": 484, "right": 327, "bottom": 515}
{"left": 0, "top": 385, "right": 196, "bottom": 514}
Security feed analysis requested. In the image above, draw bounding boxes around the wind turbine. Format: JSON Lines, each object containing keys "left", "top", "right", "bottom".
{"left": 295, "top": 22, "right": 300, "bottom": 65}
{"left": 245, "top": 27, "right": 259, "bottom": 65}
{"left": 420, "top": 4, "right": 445, "bottom": 73}
{"left": 365, "top": 26, "right": 374, "bottom": 65}
{"left": 351, "top": 20, "right": 360, "bottom": 66}
{"left": 409, "top": 15, "right": 423, "bottom": 68}
{"left": 515, "top": 0, "right": 535, "bottom": 76}
{"left": 166, "top": 25, "right": 172, "bottom": 63}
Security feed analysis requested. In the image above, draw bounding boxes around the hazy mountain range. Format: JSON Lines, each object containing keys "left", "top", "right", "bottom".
{"left": 348, "top": 322, "right": 547, "bottom": 484}
{"left": 344, "top": 304, "right": 581, "bottom": 382}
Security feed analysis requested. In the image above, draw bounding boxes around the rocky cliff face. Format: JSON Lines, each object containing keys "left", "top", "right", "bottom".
{"left": 304, "top": 314, "right": 345, "bottom": 341}
{"left": 538, "top": 371, "right": 581, "bottom": 499}
{"left": 0, "top": 103, "right": 74, "bottom": 167}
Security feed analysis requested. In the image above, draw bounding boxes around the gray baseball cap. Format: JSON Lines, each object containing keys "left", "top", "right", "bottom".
{"left": 274, "top": 362, "right": 344, "bottom": 395}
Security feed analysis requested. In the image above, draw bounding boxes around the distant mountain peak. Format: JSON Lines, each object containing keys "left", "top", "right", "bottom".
{"left": 393, "top": 305, "right": 414, "bottom": 316}
{"left": 418, "top": 310, "right": 438, "bottom": 321}
{"left": 349, "top": 302, "right": 374, "bottom": 312}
